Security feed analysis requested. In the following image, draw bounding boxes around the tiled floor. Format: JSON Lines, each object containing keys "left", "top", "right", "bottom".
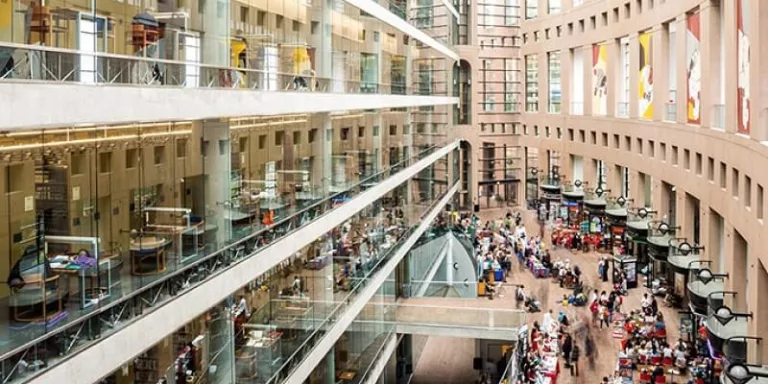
{"left": 411, "top": 207, "right": 682, "bottom": 384}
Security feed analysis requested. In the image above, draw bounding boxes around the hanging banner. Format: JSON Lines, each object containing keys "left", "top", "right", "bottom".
{"left": 638, "top": 32, "right": 654, "bottom": 119}
{"left": 592, "top": 44, "right": 608, "bottom": 116}
{"left": 737, "top": 0, "right": 750, "bottom": 134}
{"left": 686, "top": 13, "right": 701, "bottom": 124}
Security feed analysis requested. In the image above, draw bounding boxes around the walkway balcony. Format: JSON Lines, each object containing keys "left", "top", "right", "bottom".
{"left": 0, "top": 42, "right": 458, "bottom": 130}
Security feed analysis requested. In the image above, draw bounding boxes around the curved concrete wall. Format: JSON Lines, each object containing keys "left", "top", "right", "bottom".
{"left": 518, "top": 0, "right": 768, "bottom": 360}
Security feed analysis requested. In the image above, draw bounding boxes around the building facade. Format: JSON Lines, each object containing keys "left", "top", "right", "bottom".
{"left": 520, "top": 0, "right": 768, "bottom": 373}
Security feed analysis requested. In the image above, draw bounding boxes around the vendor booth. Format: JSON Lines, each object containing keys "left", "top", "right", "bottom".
{"left": 560, "top": 180, "right": 585, "bottom": 225}
{"left": 539, "top": 176, "right": 562, "bottom": 221}
{"left": 700, "top": 287, "right": 754, "bottom": 366}
{"left": 583, "top": 188, "right": 607, "bottom": 230}
{"left": 686, "top": 267, "right": 726, "bottom": 316}
{"left": 612, "top": 254, "right": 638, "bottom": 289}
{"left": 625, "top": 208, "right": 653, "bottom": 286}
{"left": 605, "top": 196, "right": 629, "bottom": 252}
{"left": 645, "top": 222, "right": 676, "bottom": 294}
{"left": 667, "top": 240, "right": 707, "bottom": 310}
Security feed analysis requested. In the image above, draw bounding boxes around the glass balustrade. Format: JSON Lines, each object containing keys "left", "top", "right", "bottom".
{"left": 0, "top": 131, "right": 457, "bottom": 383}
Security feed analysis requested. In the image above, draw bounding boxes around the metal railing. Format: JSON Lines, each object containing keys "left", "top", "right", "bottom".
{"left": 267, "top": 182, "right": 458, "bottom": 384}
{"left": 0, "top": 41, "right": 413, "bottom": 95}
{"left": 0, "top": 144, "right": 453, "bottom": 384}
{"left": 392, "top": 302, "right": 525, "bottom": 332}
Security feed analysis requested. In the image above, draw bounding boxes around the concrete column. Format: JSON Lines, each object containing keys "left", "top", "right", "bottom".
{"left": 560, "top": 152, "right": 573, "bottom": 183}
{"left": 675, "top": 15, "right": 687, "bottom": 124}
{"left": 446, "top": 236, "right": 454, "bottom": 286}
{"left": 324, "top": 349, "right": 336, "bottom": 384}
{"left": 629, "top": 171, "right": 642, "bottom": 205}
{"left": 373, "top": 112, "right": 384, "bottom": 172}
{"left": 651, "top": 178, "right": 664, "bottom": 218}
{"left": 628, "top": 33, "right": 640, "bottom": 119}
{"left": 607, "top": 164, "right": 621, "bottom": 196}
{"left": 651, "top": 25, "right": 666, "bottom": 122}
{"left": 582, "top": 157, "right": 596, "bottom": 190}
{"left": 312, "top": 115, "right": 333, "bottom": 195}
{"left": 722, "top": 223, "right": 736, "bottom": 307}
{"left": 727, "top": 228, "right": 748, "bottom": 312}
{"left": 749, "top": 0, "right": 768, "bottom": 140}
{"left": 723, "top": 0, "right": 738, "bottom": 134}
{"left": 314, "top": 0, "right": 334, "bottom": 80}
{"left": 605, "top": 39, "right": 618, "bottom": 117}
{"left": 699, "top": 1, "right": 719, "bottom": 128}
{"left": 676, "top": 191, "right": 692, "bottom": 242}
{"left": 582, "top": 45, "right": 593, "bottom": 116}
{"left": 538, "top": 0, "right": 548, "bottom": 17}
{"left": 200, "top": 120, "right": 232, "bottom": 245}
{"left": 562, "top": 0, "right": 573, "bottom": 12}
{"left": 750, "top": 261, "right": 768, "bottom": 362}
{"left": 201, "top": 0, "right": 229, "bottom": 66}
{"left": 561, "top": 48, "right": 572, "bottom": 115}
{"left": 538, "top": 52, "right": 549, "bottom": 113}
{"left": 697, "top": 201, "right": 709, "bottom": 251}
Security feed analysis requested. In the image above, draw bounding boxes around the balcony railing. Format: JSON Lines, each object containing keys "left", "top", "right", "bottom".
{"left": 616, "top": 102, "right": 629, "bottom": 118}
{"left": 0, "top": 42, "right": 416, "bottom": 96}
{"left": 0, "top": 143, "right": 456, "bottom": 384}
{"left": 713, "top": 104, "right": 726, "bottom": 130}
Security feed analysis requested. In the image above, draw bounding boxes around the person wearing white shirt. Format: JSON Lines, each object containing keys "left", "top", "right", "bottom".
{"left": 662, "top": 346, "right": 673, "bottom": 358}
{"left": 641, "top": 293, "right": 652, "bottom": 309}
{"left": 236, "top": 295, "right": 250, "bottom": 319}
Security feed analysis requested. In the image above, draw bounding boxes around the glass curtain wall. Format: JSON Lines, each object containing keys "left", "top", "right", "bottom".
{"left": 0, "top": 110, "right": 442, "bottom": 383}
{"left": 525, "top": 54, "right": 539, "bottom": 112}
{"left": 0, "top": 0, "right": 448, "bottom": 96}
{"left": 547, "top": 51, "right": 561, "bottom": 113}
{"left": 95, "top": 170, "right": 453, "bottom": 384}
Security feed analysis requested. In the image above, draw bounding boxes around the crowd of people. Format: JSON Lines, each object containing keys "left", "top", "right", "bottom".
{"left": 465, "top": 209, "right": 713, "bottom": 384}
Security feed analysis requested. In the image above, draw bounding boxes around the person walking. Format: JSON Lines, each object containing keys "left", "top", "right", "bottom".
{"left": 562, "top": 333, "right": 573, "bottom": 367}
{"left": 569, "top": 344, "right": 580, "bottom": 376}
{"left": 599, "top": 306, "right": 610, "bottom": 329}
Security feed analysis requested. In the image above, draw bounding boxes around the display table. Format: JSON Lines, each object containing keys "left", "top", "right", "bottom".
{"left": 51, "top": 252, "right": 122, "bottom": 309}
{"left": 130, "top": 237, "right": 171, "bottom": 275}
{"left": 494, "top": 269, "right": 505, "bottom": 282}
{"left": 527, "top": 259, "right": 549, "bottom": 278}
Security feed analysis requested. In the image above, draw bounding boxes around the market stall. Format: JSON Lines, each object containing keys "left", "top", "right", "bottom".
{"left": 605, "top": 196, "right": 630, "bottom": 253}
{"left": 667, "top": 240, "right": 707, "bottom": 309}
{"left": 560, "top": 181, "right": 585, "bottom": 225}
{"left": 539, "top": 176, "right": 562, "bottom": 222}
{"left": 612, "top": 254, "right": 638, "bottom": 289}
{"left": 625, "top": 208, "right": 653, "bottom": 287}
{"left": 645, "top": 222, "right": 676, "bottom": 297}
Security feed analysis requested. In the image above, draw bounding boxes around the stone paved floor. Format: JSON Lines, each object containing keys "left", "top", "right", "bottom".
{"left": 411, "top": 207, "right": 681, "bottom": 384}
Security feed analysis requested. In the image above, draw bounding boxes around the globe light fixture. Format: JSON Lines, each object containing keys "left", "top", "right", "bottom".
{"left": 725, "top": 363, "right": 754, "bottom": 384}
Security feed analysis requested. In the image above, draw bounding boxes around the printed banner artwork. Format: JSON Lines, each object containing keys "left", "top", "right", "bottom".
{"left": 686, "top": 13, "right": 701, "bottom": 124}
{"left": 638, "top": 32, "right": 654, "bottom": 119}
{"left": 592, "top": 44, "right": 608, "bottom": 116}
{"left": 737, "top": 0, "right": 750, "bottom": 134}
